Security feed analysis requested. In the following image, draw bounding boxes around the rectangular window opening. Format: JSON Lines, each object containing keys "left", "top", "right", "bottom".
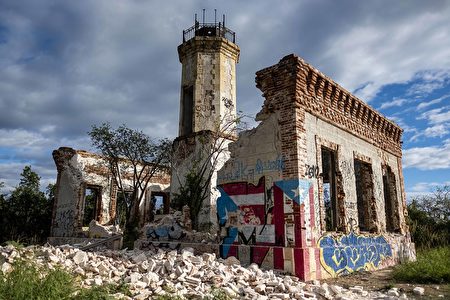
{"left": 321, "top": 147, "right": 337, "bottom": 231}
{"left": 83, "top": 186, "right": 101, "bottom": 227}
{"left": 383, "top": 165, "right": 400, "bottom": 233}
{"left": 354, "top": 160, "right": 375, "bottom": 232}
{"left": 181, "top": 86, "right": 193, "bottom": 136}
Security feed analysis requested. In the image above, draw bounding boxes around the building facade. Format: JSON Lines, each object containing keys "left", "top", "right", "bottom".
{"left": 215, "top": 54, "right": 415, "bottom": 280}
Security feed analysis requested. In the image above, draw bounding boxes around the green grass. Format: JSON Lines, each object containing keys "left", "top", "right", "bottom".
{"left": 393, "top": 246, "right": 450, "bottom": 284}
{"left": 0, "top": 259, "right": 129, "bottom": 300}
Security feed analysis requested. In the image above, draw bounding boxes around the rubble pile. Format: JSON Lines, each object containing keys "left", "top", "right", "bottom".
{"left": 1, "top": 244, "right": 418, "bottom": 299}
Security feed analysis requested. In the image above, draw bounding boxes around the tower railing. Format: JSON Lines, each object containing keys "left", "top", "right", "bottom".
{"left": 183, "top": 21, "right": 236, "bottom": 44}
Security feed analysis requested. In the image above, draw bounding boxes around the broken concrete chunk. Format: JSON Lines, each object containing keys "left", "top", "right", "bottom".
{"left": 413, "top": 286, "right": 425, "bottom": 295}
{"left": 72, "top": 251, "right": 88, "bottom": 265}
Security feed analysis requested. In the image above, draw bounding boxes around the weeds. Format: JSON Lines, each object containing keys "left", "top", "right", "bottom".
{"left": 208, "top": 287, "right": 231, "bottom": 300}
{"left": 0, "top": 259, "right": 128, "bottom": 300}
{"left": 0, "top": 259, "right": 73, "bottom": 300}
{"left": 393, "top": 247, "right": 450, "bottom": 284}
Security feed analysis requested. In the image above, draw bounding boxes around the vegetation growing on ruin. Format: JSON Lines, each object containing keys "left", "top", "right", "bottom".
{"left": 89, "top": 123, "right": 172, "bottom": 248}
{"left": 171, "top": 114, "right": 242, "bottom": 231}
{"left": 393, "top": 246, "right": 450, "bottom": 284}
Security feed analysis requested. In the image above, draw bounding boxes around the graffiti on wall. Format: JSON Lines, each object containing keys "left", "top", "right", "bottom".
{"left": 146, "top": 217, "right": 184, "bottom": 240}
{"left": 54, "top": 209, "right": 75, "bottom": 237}
{"left": 218, "top": 155, "right": 285, "bottom": 182}
{"left": 304, "top": 164, "right": 320, "bottom": 178}
{"left": 318, "top": 231, "right": 392, "bottom": 276}
{"left": 217, "top": 175, "right": 315, "bottom": 277}
{"left": 217, "top": 176, "right": 272, "bottom": 265}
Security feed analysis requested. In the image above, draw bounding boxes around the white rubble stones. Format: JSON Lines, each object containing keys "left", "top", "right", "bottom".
{"left": 413, "top": 286, "right": 425, "bottom": 295}
{"left": 72, "top": 250, "right": 89, "bottom": 265}
{"left": 88, "top": 220, "right": 122, "bottom": 238}
{"left": 388, "top": 287, "right": 400, "bottom": 297}
{"left": 1, "top": 262, "right": 12, "bottom": 274}
{"left": 0, "top": 244, "right": 414, "bottom": 300}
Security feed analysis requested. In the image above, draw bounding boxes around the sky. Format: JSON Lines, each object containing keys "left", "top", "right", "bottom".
{"left": 0, "top": 0, "right": 449, "bottom": 199}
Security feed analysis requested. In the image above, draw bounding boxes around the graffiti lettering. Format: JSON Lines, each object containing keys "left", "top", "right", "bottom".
{"left": 218, "top": 160, "right": 253, "bottom": 182}
{"left": 305, "top": 164, "right": 319, "bottom": 178}
{"left": 54, "top": 209, "right": 74, "bottom": 237}
{"left": 195, "top": 104, "right": 214, "bottom": 112}
{"left": 255, "top": 155, "right": 285, "bottom": 174}
{"left": 318, "top": 232, "right": 392, "bottom": 276}
{"left": 219, "top": 156, "right": 285, "bottom": 182}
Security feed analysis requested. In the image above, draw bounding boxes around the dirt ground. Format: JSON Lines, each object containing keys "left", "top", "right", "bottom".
{"left": 321, "top": 267, "right": 450, "bottom": 299}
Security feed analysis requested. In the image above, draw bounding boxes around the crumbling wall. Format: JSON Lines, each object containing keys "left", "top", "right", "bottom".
{"left": 51, "top": 147, "right": 170, "bottom": 238}
{"left": 171, "top": 132, "right": 232, "bottom": 231}
{"left": 216, "top": 54, "right": 414, "bottom": 280}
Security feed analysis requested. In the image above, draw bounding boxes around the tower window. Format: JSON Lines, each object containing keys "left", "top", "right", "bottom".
{"left": 181, "top": 86, "right": 193, "bottom": 136}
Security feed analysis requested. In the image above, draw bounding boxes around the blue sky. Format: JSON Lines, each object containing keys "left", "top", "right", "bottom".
{"left": 0, "top": 0, "right": 449, "bottom": 199}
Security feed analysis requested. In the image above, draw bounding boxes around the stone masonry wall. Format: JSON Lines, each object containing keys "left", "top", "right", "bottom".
{"left": 215, "top": 54, "right": 414, "bottom": 280}
{"left": 51, "top": 147, "right": 170, "bottom": 238}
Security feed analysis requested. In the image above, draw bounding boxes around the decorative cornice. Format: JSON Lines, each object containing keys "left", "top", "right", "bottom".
{"left": 255, "top": 54, "right": 403, "bottom": 157}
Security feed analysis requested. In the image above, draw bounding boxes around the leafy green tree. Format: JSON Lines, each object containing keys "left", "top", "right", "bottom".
{"left": 0, "top": 166, "right": 53, "bottom": 244}
{"left": 89, "top": 123, "right": 171, "bottom": 246}
{"left": 0, "top": 182, "right": 7, "bottom": 242}
{"left": 407, "top": 185, "right": 450, "bottom": 249}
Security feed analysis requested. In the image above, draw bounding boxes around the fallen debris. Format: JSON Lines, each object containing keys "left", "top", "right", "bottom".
{"left": 0, "top": 244, "right": 417, "bottom": 299}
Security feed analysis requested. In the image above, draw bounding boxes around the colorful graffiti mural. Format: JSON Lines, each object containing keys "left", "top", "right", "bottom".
{"left": 318, "top": 232, "right": 392, "bottom": 276}
{"left": 146, "top": 217, "right": 184, "bottom": 240}
{"left": 217, "top": 176, "right": 315, "bottom": 278}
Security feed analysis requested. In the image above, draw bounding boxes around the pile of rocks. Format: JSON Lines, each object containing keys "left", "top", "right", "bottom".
{"left": 1, "top": 244, "right": 416, "bottom": 299}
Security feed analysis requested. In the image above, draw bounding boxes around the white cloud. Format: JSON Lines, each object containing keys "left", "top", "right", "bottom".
{"left": 1, "top": 0, "right": 450, "bottom": 191}
{"left": 417, "top": 94, "right": 450, "bottom": 110}
{"left": 406, "top": 181, "right": 450, "bottom": 201}
{"left": 403, "top": 139, "right": 450, "bottom": 170}
{"left": 379, "top": 98, "right": 407, "bottom": 110}
{"left": 418, "top": 106, "right": 450, "bottom": 124}
{"left": 407, "top": 70, "right": 450, "bottom": 96}
{"left": 320, "top": 3, "right": 450, "bottom": 102}
{"left": 410, "top": 124, "right": 449, "bottom": 141}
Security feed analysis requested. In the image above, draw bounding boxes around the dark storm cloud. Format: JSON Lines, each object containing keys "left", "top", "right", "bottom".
{"left": 1, "top": 0, "right": 450, "bottom": 191}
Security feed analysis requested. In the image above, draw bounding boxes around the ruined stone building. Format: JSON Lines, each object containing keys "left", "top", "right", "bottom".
{"left": 171, "top": 20, "right": 415, "bottom": 280}
{"left": 50, "top": 147, "right": 170, "bottom": 239}
{"left": 50, "top": 15, "right": 415, "bottom": 280}
{"left": 214, "top": 54, "right": 415, "bottom": 280}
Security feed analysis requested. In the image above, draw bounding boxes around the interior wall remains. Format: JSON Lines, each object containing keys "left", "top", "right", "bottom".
{"left": 51, "top": 147, "right": 170, "bottom": 237}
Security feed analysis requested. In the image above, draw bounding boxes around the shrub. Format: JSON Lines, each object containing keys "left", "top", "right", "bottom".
{"left": 393, "top": 247, "right": 450, "bottom": 284}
